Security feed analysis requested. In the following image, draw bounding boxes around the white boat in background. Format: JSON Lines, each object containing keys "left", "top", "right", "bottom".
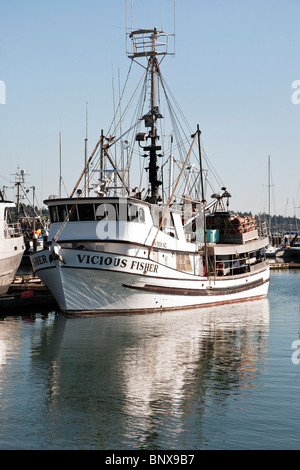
{"left": 275, "top": 233, "right": 300, "bottom": 263}
{"left": 265, "top": 244, "right": 277, "bottom": 258}
{"left": 0, "top": 192, "right": 25, "bottom": 295}
{"left": 30, "top": 27, "right": 270, "bottom": 314}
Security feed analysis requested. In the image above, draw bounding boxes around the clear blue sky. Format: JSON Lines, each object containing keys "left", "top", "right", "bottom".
{"left": 1, "top": 0, "right": 300, "bottom": 217}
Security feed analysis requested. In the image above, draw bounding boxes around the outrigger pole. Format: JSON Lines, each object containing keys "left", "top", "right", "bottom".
{"left": 148, "top": 128, "right": 200, "bottom": 258}
{"left": 70, "top": 134, "right": 105, "bottom": 198}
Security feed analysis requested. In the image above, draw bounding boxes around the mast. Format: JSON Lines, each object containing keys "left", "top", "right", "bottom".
{"left": 266, "top": 155, "right": 274, "bottom": 236}
{"left": 168, "top": 134, "right": 174, "bottom": 200}
{"left": 197, "top": 125, "right": 208, "bottom": 273}
{"left": 84, "top": 102, "right": 88, "bottom": 197}
{"left": 147, "top": 33, "right": 161, "bottom": 204}
{"left": 128, "top": 27, "right": 174, "bottom": 204}
{"left": 11, "top": 168, "right": 27, "bottom": 218}
{"left": 268, "top": 155, "right": 270, "bottom": 233}
{"left": 59, "top": 131, "right": 62, "bottom": 198}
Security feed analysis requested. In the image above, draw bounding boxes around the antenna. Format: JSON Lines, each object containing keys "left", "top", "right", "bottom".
{"left": 84, "top": 101, "right": 88, "bottom": 197}
{"left": 125, "top": 0, "right": 134, "bottom": 52}
{"left": 59, "top": 131, "right": 62, "bottom": 198}
{"left": 174, "top": 0, "right": 176, "bottom": 55}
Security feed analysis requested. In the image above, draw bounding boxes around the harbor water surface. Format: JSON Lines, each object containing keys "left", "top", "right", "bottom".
{"left": 0, "top": 270, "right": 299, "bottom": 450}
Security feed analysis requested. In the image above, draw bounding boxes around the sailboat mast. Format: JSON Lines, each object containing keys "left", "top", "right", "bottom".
{"left": 268, "top": 155, "right": 271, "bottom": 233}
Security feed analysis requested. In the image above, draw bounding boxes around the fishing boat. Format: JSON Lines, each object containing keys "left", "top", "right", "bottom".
{"left": 8, "top": 168, "right": 48, "bottom": 272}
{"left": 275, "top": 245, "right": 300, "bottom": 263}
{"left": 30, "top": 28, "right": 270, "bottom": 313}
{"left": 275, "top": 233, "right": 300, "bottom": 262}
{"left": 0, "top": 191, "right": 25, "bottom": 295}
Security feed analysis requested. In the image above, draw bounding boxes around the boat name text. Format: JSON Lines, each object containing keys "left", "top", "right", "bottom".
{"left": 32, "top": 254, "right": 48, "bottom": 267}
{"left": 31, "top": 253, "right": 159, "bottom": 273}
{"left": 154, "top": 241, "right": 167, "bottom": 248}
{"left": 77, "top": 254, "right": 159, "bottom": 273}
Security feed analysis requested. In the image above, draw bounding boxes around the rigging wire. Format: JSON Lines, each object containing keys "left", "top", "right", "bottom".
{"left": 93, "top": 47, "right": 227, "bottom": 203}
{"left": 107, "top": 60, "right": 133, "bottom": 136}
{"left": 158, "top": 67, "right": 226, "bottom": 195}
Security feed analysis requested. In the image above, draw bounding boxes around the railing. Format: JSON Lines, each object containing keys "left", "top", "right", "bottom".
{"left": 209, "top": 251, "right": 267, "bottom": 277}
{"left": 127, "top": 29, "right": 171, "bottom": 59}
{"left": 4, "top": 223, "right": 23, "bottom": 238}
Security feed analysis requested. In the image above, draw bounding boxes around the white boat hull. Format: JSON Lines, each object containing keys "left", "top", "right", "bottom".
{"left": 31, "top": 248, "right": 270, "bottom": 313}
{"left": 0, "top": 200, "right": 25, "bottom": 295}
{"left": 0, "top": 251, "right": 23, "bottom": 296}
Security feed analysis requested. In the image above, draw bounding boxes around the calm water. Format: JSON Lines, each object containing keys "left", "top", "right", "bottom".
{"left": 0, "top": 270, "right": 299, "bottom": 450}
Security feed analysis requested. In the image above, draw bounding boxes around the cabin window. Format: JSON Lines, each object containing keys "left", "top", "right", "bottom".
{"left": 176, "top": 253, "right": 193, "bottom": 272}
{"left": 94, "top": 202, "right": 145, "bottom": 223}
{"left": 95, "top": 203, "right": 118, "bottom": 221}
{"left": 78, "top": 204, "right": 95, "bottom": 221}
{"left": 4, "top": 208, "right": 13, "bottom": 223}
{"left": 151, "top": 207, "right": 177, "bottom": 238}
{"left": 57, "top": 205, "right": 69, "bottom": 221}
{"left": 127, "top": 204, "right": 145, "bottom": 222}
{"left": 67, "top": 205, "right": 78, "bottom": 221}
{"left": 49, "top": 206, "right": 58, "bottom": 223}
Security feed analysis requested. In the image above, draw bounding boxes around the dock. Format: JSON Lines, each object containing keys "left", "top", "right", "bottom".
{"left": 268, "top": 261, "right": 300, "bottom": 270}
{"left": 0, "top": 274, "right": 58, "bottom": 315}
{"left": 10, "top": 274, "right": 49, "bottom": 292}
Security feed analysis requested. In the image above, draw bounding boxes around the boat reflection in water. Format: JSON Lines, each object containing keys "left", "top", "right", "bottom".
{"left": 0, "top": 298, "right": 270, "bottom": 449}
